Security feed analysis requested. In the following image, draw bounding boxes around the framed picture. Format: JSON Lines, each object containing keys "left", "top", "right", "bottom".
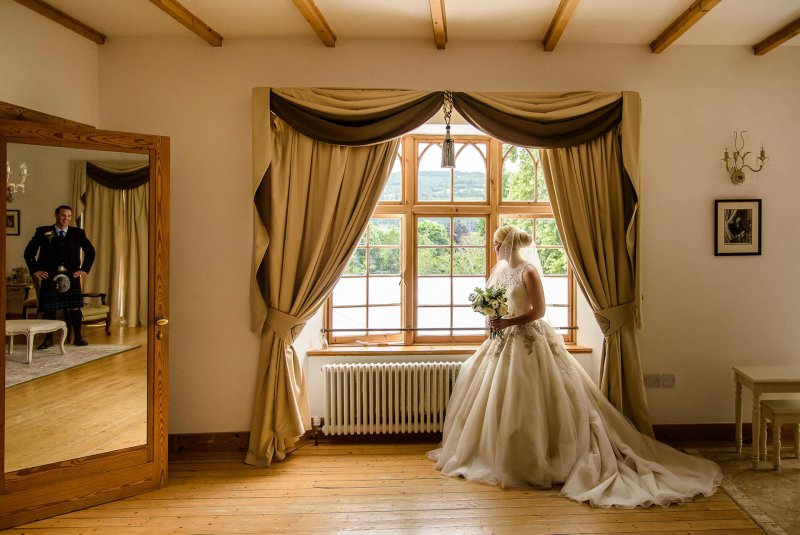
{"left": 715, "top": 199, "right": 761, "bottom": 256}
{"left": 6, "top": 209, "right": 20, "bottom": 236}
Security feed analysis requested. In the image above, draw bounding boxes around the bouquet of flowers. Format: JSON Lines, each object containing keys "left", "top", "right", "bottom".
{"left": 469, "top": 286, "right": 508, "bottom": 339}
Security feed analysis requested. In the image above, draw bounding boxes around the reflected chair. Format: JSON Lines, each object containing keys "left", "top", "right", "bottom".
{"left": 79, "top": 292, "right": 112, "bottom": 336}
{"left": 21, "top": 280, "right": 39, "bottom": 319}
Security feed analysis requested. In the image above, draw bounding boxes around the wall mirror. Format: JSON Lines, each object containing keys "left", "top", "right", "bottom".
{"left": 0, "top": 119, "right": 169, "bottom": 528}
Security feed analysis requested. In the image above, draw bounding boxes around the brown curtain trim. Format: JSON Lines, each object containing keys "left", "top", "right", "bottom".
{"left": 452, "top": 93, "right": 623, "bottom": 148}
{"left": 86, "top": 162, "right": 149, "bottom": 189}
{"left": 270, "top": 91, "right": 444, "bottom": 146}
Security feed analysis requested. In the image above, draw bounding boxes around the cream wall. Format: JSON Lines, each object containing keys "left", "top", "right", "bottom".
{"left": 0, "top": 2, "right": 98, "bottom": 126}
{"left": 4, "top": 15, "right": 799, "bottom": 432}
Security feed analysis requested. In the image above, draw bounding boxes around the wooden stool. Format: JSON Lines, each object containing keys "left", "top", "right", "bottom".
{"left": 759, "top": 399, "right": 800, "bottom": 470}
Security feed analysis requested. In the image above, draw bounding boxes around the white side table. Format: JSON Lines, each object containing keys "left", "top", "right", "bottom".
{"left": 5, "top": 319, "right": 67, "bottom": 364}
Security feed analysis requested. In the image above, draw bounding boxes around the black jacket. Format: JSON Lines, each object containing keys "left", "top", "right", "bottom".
{"left": 24, "top": 225, "right": 96, "bottom": 276}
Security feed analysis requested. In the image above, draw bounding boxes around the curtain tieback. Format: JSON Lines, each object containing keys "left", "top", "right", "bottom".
{"left": 594, "top": 301, "right": 636, "bottom": 338}
{"left": 265, "top": 306, "right": 306, "bottom": 346}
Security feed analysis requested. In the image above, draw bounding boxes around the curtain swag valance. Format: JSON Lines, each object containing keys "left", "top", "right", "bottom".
{"left": 86, "top": 161, "right": 149, "bottom": 190}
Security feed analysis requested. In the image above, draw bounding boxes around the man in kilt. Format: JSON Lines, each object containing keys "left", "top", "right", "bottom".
{"left": 24, "top": 205, "right": 96, "bottom": 348}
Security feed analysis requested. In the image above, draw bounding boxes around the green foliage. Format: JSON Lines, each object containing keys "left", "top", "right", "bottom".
{"left": 379, "top": 170, "right": 402, "bottom": 201}
{"left": 344, "top": 248, "right": 366, "bottom": 275}
{"left": 369, "top": 219, "right": 401, "bottom": 245}
{"left": 535, "top": 218, "right": 562, "bottom": 246}
{"left": 539, "top": 248, "right": 567, "bottom": 275}
{"left": 454, "top": 248, "right": 485, "bottom": 275}
{"left": 418, "top": 247, "right": 450, "bottom": 275}
{"left": 418, "top": 218, "right": 450, "bottom": 245}
{"left": 453, "top": 217, "right": 485, "bottom": 245}
{"left": 369, "top": 248, "right": 400, "bottom": 274}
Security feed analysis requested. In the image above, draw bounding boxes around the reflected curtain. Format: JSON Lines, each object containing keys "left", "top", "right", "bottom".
{"left": 250, "top": 88, "right": 650, "bottom": 465}
{"left": 73, "top": 161, "right": 150, "bottom": 327}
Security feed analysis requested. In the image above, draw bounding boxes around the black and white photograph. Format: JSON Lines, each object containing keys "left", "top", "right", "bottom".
{"left": 5, "top": 209, "right": 19, "bottom": 236}
{"left": 715, "top": 199, "right": 761, "bottom": 255}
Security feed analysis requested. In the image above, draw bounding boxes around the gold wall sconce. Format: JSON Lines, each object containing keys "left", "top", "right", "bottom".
{"left": 722, "top": 131, "right": 767, "bottom": 185}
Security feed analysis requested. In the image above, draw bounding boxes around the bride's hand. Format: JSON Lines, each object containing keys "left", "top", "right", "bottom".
{"left": 488, "top": 317, "right": 511, "bottom": 331}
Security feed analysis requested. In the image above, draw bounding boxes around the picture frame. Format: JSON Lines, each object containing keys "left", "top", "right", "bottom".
{"left": 714, "top": 199, "right": 761, "bottom": 256}
{"left": 6, "top": 209, "right": 20, "bottom": 236}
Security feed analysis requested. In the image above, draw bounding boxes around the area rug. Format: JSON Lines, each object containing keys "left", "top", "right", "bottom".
{"left": 5, "top": 344, "right": 140, "bottom": 387}
{"left": 686, "top": 446, "right": 798, "bottom": 535}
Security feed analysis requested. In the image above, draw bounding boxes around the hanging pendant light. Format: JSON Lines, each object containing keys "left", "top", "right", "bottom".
{"left": 441, "top": 90, "right": 455, "bottom": 169}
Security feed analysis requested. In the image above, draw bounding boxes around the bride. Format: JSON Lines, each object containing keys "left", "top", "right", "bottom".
{"left": 428, "top": 225, "right": 721, "bottom": 508}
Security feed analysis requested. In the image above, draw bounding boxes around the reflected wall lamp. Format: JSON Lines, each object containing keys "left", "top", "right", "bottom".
{"left": 722, "top": 131, "right": 767, "bottom": 185}
{"left": 441, "top": 90, "right": 455, "bottom": 169}
{"left": 6, "top": 161, "right": 29, "bottom": 202}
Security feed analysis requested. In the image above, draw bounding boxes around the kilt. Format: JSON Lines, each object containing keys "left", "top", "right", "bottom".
{"left": 38, "top": 276, "right": 85, "bottom": 312}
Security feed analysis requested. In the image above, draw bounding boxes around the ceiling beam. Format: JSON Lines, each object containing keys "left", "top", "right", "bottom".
{"left": 292, "top": 0, "right": 337, "bottom": 48}
{"left": 428, "top": 0, "right": 448, "bottom": 50}
{"left": 13, "top": 0, "right": 106, "bottom": 45}
{"left": 543, "top": 0, "right": 580, "bottom": 52}
{"left": 753, "top": 16, "right": 800, "bottom": 56}
{"left": 148, "top": 0, "right": 223, "bottom": 47}
{"left": 649, "top": 0, "right": 721, "bottom": 54}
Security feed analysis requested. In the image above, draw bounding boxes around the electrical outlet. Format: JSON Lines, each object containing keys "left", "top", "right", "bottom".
{"left": 643, "top": 374, "right": 661, "bottom": 388}
{"left": 661, "top": 374, "right": 676, "bottom": 388}
{"left": 311, "top": 415, "right": 322, "bottom": 427}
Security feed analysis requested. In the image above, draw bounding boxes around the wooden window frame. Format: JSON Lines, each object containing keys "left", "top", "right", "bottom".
{"left": 325, "top": 134, "right": 577, "bottom": 346}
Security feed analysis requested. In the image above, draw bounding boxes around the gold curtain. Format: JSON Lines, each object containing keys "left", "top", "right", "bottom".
{"left": 541, "top": 127, "right": 652, "bottom": 436}
{"left": 246, "top": 115, "right": 400, "bottom": 466}
{"left": 73, "top": 161, "right": 150, "bottom": 327}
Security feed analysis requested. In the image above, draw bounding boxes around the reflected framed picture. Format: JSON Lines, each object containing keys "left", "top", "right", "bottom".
{"left": 715, "top": 199, "right": 761, "bottom": 256}
{"left": 6, "top": 209, "right": 20, "bottom": 236}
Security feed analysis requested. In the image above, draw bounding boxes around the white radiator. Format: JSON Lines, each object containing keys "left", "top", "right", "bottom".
{"left": 322, "top": 362, "right": 462, "bottom": 435}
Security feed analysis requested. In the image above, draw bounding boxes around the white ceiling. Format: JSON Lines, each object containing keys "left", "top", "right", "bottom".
{"left": 40, "top": 0, "right": 800, "bottom": 48}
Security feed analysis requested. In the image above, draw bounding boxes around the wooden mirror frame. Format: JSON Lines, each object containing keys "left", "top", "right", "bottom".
{"left": 0, "top": 119, "right": 169, "bottom": 528}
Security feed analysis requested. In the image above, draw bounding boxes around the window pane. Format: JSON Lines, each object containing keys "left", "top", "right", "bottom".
{"left": 343, "top": 248, "right": 366, "bottom": 275}
{"left": 538, "top": 248, "right": 567, "bottom": 276}
{"left": 418, "top": 143, "right": 450, "bottom": 201}
{"left": 501, "top": 145, "right": 536, "bottom": 201}
{"left": 379, "top": 154, "right": 402, "bottom": 202}
{"left": 418, "top": 277, "right": 451, "bottom": 306}
{"left": 454, "top": 143, "right": 486, "bottom": 202}
{"left": 417, "top": 306, "right": 450, "bottom": 335}
{"left": 418, "top": 248, "right": 451, "bottom": 275}
{"left": 535, "top": 218, "right": 562, "bottom": 246}
{"left": 369, "top": 248, "right": 400, "bottom": 275}
{"left": 332, "top": 277, "right": 366, "bottom": 307}
{"left": 418, "top": 217, "right": 450, "bottom": 245}
{"left": 453, "top": 247, "right": 485, "bottom": 275}
{"left": 453, "top": 217, "right": 485, "bottom": 245}
{"left": 453, "top": 276, "right": 486, "bottom": 306}
{"left": 541, "top": 276, "right": 568, "bottom": 306}
{"left": 369, "top": 305, "right": 401, "bottom": 331}
{"left": 545, "top": 306, "right": 567, "bottom": 331}
{"left": 536, "top": 170, "right": 549, "bottom": 202}
{"left": 369, "top": 218, "right": 401, "bottom": 245}
{"left": 369, "top": 276, "right": 401, "bottom": 305}
{"left": 332, "top": 307, "right": 366, "bottom": 336}
{"left": 453, "top": 306, "right": 485, "bottom": 335}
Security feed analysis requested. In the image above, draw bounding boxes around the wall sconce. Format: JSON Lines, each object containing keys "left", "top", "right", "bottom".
{"left": 440, "top": 90, "right": 455, "bottom": 169}
{"left": 6, "top": 161, "right": 29, "bottom": 202}
{"left": 722, "top": 131, "right": 767, "bottom": 185}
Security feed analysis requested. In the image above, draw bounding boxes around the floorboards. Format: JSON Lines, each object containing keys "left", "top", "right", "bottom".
{"left": 1, "top": 443, "right": 766, "bottom": 534}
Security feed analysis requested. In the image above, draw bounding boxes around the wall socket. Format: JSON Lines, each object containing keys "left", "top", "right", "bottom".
{"left": 643, "top": 374, "right": 661, "bottom": 387}
{"left": 644, "top": 373, "right": 676, "bottom": 388}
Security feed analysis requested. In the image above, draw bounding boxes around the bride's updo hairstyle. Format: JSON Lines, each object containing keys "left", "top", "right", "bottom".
{"left": 494, "top": 225, "right": 533, "bottom": 252}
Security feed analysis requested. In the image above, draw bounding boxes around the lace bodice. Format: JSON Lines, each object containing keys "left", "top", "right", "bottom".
{"left": 495, "top": 262, "right": 534, "bottom": 316}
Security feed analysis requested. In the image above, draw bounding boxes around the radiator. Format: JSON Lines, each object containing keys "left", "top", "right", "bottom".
{"left": 322, "top": 362, "right": 462, "bottom": 435}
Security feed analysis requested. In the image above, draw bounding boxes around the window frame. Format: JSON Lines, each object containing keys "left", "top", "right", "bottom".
{"left": 325, "top": 134, "right": 577, "bottom": 346}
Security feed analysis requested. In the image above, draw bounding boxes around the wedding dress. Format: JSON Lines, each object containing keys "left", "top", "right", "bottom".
{"left": 428, "top": 261, "right": 722, "bottom": 508}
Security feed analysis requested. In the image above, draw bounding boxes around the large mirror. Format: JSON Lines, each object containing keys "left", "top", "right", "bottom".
{"left": 4, "top": 143, "right": 149, "bottom": 473}
{"left": 0, "top": 119, "right": 169, "bottom": 529}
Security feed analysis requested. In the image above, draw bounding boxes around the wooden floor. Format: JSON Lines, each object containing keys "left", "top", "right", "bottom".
{"left": 4, "top": 325, "right": 147, "bottom": 472}
{"left": 2, "top": 443, "right": 766, "bottom": 534}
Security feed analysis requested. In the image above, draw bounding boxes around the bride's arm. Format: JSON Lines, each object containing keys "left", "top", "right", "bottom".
{"left": 488, "top": 266, "right": 546, "bottom": 330}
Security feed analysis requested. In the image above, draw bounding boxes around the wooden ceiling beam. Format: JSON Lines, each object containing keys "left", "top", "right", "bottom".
{"left": 650, "top": 0, "right": 721, "bottom": 54}
{"left": 13, "top": 0, "right": 106, "bottom": 45}
{"left": 753, "top": 16, "right": 800, "bottom": 56}
{"left": 148, "top": 0, "right": 223, "bottom": 47}
{"left": 292, "top": 0, "right": 336, "bottom": 48}
{"left": 543, "top": 0, "right": 580, "bottom": 52}
{"left": 429, "top": 0, "right": 448, "bottom": 50}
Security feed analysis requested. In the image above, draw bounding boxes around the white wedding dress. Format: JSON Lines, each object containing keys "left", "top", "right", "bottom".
{"left": 428, "top": 261, "right": 722, "bottom": 508}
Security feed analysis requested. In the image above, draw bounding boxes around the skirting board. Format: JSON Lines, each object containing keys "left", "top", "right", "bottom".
{"left": 169, "top": 422, "right": 789, "bottom": 458}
